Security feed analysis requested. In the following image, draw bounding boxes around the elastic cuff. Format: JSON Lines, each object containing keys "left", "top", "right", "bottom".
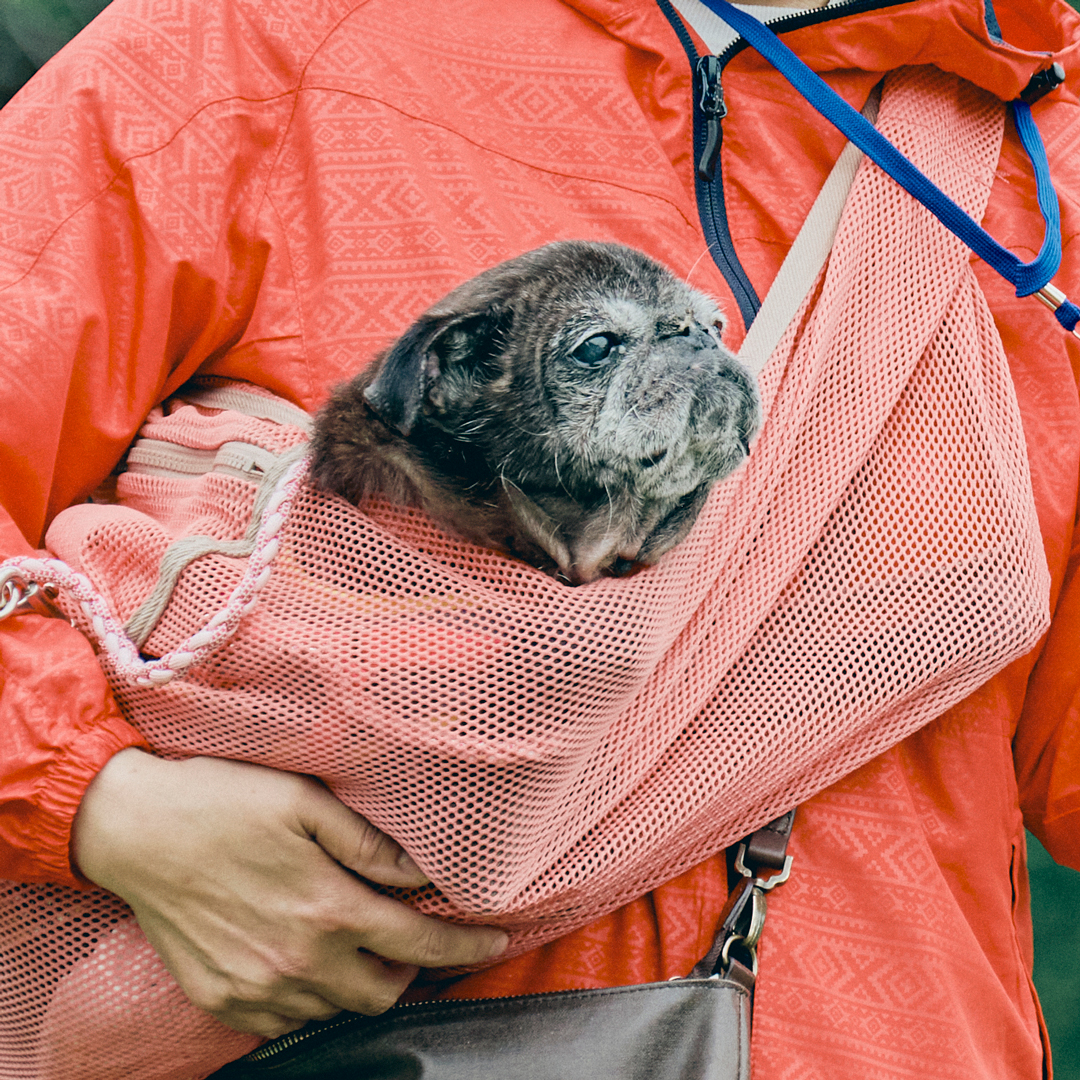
{"left": 29, "top": 709, "right": 149, "bottom": 889}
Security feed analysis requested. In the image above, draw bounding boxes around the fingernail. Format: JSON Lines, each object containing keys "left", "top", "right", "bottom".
{"left": 486, "top": 931, "right": 510, "bottom": 957}
{"left": 397, "top": 849, "right": 427, "bottom": 878}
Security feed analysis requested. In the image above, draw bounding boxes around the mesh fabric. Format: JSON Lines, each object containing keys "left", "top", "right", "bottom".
{"left": 0, "top": 68, "right": 1051, "bottom": 1079}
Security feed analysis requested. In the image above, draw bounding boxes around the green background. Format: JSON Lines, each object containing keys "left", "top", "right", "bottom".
{"left": 0, "top": 0, "right": 1078, "bottom": 1073}
{"left": 1029, "top": 832, "right": 1080, "bottom": 1079}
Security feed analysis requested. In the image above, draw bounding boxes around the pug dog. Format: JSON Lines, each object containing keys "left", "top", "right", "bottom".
{"left": 309, "top": 241, "right": 759, "bottom": 585}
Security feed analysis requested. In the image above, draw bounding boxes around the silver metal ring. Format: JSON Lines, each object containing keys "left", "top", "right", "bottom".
{"left": 0, "top": 568, "right": 28, "bottom": 621}
{"left": 720, "top": 932, "right": 759, "bottom": 977}
{"left": 742, "top": 886, "right": 768, "bottom": 952}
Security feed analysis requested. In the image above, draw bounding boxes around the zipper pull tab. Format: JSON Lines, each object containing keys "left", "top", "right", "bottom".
{"left": 696, "top": 55, "right": 727, "bottom": 181}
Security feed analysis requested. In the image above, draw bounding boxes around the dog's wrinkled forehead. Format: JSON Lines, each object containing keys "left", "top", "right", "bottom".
{"left": 515, "top": 246, "right": 727, "bottom": 347}
{"left": 572, "top": 288, "right": 723, "bottom": 339}
{"left": 588, "top": 295, "right": 657, "bottom": 337}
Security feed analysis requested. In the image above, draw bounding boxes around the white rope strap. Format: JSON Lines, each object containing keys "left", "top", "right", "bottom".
{"left": 122, "top": 444, "right": 309, "bottom": 647}
{"left": 0, "top": 452, "right": 311, "bottom": 687}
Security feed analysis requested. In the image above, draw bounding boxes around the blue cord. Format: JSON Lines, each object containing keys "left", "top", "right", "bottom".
{"left": 694, "top": 0, "right": 1064, "bottom": 301}
{"left": 1054, "top": 298, "right": 1080, "bottom": 331}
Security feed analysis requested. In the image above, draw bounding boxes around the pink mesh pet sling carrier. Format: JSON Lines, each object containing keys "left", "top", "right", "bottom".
{"left": 0, "top": 68, "right": 1053, "bottom": 1079}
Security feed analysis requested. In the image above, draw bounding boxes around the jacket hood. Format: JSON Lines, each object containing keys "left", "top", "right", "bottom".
{"left": 569, "top": 0, "right": 1080, "bottom": 104}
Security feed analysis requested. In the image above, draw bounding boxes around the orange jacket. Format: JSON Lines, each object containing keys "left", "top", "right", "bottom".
{"left": 1, "top": 0, "right": 1078, "bottom": 1076}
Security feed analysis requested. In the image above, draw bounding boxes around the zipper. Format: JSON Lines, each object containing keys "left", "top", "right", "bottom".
{"left": 241, "top": 989, "right": 577, "bottom": 1061}
{"left": 240, "top": 975, "right": 731, "bottom": 1063}
{"left": 241, "top": 1011, "right": 362, "bottom": 1062}
{"left": 121, "top": 383, "right": 311, "bottom": 483}
{"left": 695, "top": 54, "right": 727, "bottom": 182}
{"left": 124, "top": 438, "right": 283, "bottom": 482}
{"left": 179, "top": 384, "right": 314, "bottom": 434}
{"left": 656, "top": 0, "right": 918, "bottom": 332}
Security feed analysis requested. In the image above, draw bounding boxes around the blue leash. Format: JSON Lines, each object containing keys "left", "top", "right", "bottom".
{"left": 695, "top": 0, "right": 1080, "bottom": 336}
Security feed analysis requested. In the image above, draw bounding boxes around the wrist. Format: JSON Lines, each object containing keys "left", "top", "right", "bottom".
{"left": 70, "top": 747, "right": 165, "bottom": 893}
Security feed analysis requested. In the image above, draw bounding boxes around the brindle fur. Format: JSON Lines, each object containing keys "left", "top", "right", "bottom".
{"left": 309, "top": 241, "right": 759, "bottom": 584}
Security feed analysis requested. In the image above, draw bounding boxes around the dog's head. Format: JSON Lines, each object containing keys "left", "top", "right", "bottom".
{"left": 359, "top": 241, "right": 760, "bottom": 583}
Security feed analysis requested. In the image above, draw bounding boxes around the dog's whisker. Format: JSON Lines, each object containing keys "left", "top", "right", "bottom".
{"left": 682, "top": 240, "right": 720, "bottom": 287}
{"left": 553, "top": 447, "right": 579, "bottom": 504}
{"left": 612, "top": 400, "right": 649, "bottom": 462}
{"left": 502, "top": 415, "right": 551, "bottom": 441}
{"left": 497, "top": 465, "right": 517, "bottom": 493}
{"left": 457, "top": 418, "right": 490, "bottom": 437}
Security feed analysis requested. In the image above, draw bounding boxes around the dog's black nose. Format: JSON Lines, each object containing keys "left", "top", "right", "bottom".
{"left": 661, "top": 325, "right": 713, "bottom": 353}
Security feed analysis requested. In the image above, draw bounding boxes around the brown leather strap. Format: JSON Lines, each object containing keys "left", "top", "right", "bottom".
{"left": 691, "top": 810, "right": 796, "bottom": 984}
{"left": 740, "top": 809, "right": 795, "bottom": 872}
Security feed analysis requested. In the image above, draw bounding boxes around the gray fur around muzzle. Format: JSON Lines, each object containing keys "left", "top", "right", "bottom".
{"left": 309, "top": 240, "right": 761, "bottom": 585}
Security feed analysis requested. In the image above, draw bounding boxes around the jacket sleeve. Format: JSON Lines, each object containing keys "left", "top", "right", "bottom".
{"left": 0, "top": 617, "right": 148, "bottom": 887}
{"left": 1015, "top": 506, "right": 1080, "bottom": 872}
{"left": 0, "top": 0, "right": 297, "bottom": 886}
{"left": 1012, "top": 96, "right": 1080, "bottom": 873}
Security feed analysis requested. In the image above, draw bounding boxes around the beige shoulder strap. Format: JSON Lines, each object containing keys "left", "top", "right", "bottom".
{"left": 738, "top": 86, "right": 881, "bottom": 374}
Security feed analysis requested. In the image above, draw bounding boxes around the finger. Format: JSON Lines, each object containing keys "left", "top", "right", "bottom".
{"left": 315, "top": 953, "right": 421, "bottom": 1016}
{"left": 156, "top": 946, "right": 319, "bottom": 1037}
{"left": 223, "top": 999, "right": 336, "bottom": 1037}
{"left": 297, "top": 786, "right": 431, "bottom": 889}
{"left": 334, "top": 888, "right": 509, "bottom": 969}
{"left": 134, "top": 906, "right": 344, "bottom": 1029}
{"left": 258, "top": 990, "right": 343, "bottom": 1024}
{"left": 215, "top": 1009, "right": 309, "bottom": 1040}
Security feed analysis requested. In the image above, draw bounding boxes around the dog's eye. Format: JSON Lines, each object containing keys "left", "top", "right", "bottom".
{"left": 571, "top": 333, "right": 621, "bottom": 367}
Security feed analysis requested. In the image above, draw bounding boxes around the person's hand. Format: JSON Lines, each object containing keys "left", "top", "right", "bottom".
{"left": 70, "top": 749, "right": 508, "bottom": 1039}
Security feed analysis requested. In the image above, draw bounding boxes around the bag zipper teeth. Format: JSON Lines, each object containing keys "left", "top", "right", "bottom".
{"left": 241, "top": 976, "right": 726, "bottom": 1062}
{"left": 242, "top": 1013, "right": 359, "bottom": 1061}
{"left": 124, "top": 438, "right": 280, "bottom": 481}
{"left": 241, "top": 991, "right": 566, "bottom": 1061}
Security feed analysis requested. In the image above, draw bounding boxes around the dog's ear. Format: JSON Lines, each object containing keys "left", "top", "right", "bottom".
{"left": 363, "top": 309, "right": 508, "bottom": 436}
{"left": 362, "top": 316, "right": 451, "bottom": 436}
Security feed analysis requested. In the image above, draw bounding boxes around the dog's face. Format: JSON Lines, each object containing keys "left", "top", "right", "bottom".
{"left": 315, "top": 241, "right": 759, "bottom": 584}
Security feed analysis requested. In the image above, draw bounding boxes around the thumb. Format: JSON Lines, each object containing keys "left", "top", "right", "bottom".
{"left": 296, "top": 782, "right": 431, "bottom": 888}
